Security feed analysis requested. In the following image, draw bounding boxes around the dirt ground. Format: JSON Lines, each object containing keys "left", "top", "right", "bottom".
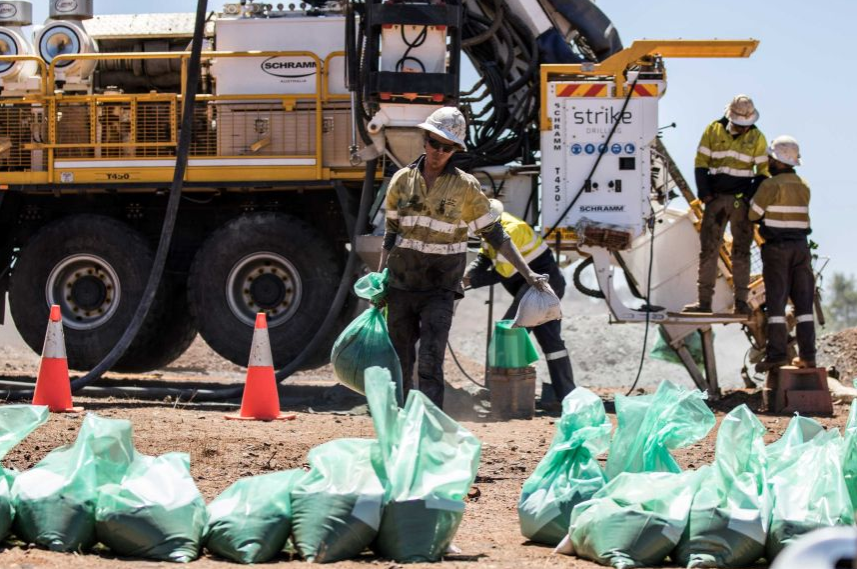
{"left": 0, "top": 341, "right": 854, "bottom": 568}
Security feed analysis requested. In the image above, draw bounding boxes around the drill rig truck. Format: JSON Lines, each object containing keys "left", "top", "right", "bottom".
{"left": 0, "top": 0, "right": 767, "bottom": 393}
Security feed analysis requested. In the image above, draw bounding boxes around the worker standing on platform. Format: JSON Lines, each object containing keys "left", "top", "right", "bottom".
{"left": 378, "top": 107, "right": 547, "bottom": 409}
{"left": 748, "top": 135, "right": 815, "bottom": 372}
{"left": 684, "top": 94, "right": 769, "bottom": 316}
{"left": 463, "top": 201, "right": 576, "bottom": 407}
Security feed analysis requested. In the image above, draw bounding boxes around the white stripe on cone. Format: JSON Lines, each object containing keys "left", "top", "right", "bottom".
{"left": 247, "top": 318, "right": 274, "bottom": 368}
{"left": 42, "top": 314, "right": 67, "bottom": 359}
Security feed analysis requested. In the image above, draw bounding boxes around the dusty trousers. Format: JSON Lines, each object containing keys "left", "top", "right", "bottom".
{"left": 696, "top": 194, "right": 754, "bottom": 305}
{"left": 386, "top": 287, "right": 455, "bottom": 409}
{"left": 761, "top": 240, "right": 816, "bottom": 362}
{"left": 501, "top": 255, "right": 576, "bottom": 400}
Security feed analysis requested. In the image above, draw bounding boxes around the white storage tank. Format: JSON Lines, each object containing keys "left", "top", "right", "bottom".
{"left": 211, "top": 15, "right": 348, "bottom": 96}
{"left": 0, "top": 1, "right": 38, "bottom": 82}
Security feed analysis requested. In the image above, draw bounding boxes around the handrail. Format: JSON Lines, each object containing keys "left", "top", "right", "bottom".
{"left": 0, "top": 55, "right": 48, "bottom": 94}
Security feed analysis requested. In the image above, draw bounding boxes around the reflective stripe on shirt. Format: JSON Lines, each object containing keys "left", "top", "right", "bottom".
{"left": 396, "top": 236, "right": 467, "bottom": 255}
{"left": 400, "top": 215, "right": 467, "bottom": 234}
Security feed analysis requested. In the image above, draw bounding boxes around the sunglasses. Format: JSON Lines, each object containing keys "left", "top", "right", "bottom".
{"left": 425, "top": 136, "right": 457, "bottom": 153}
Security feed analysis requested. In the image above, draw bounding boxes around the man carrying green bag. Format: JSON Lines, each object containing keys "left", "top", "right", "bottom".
{"left": 518, "top": 387, "right": 611, "bottom": 545}
{"left": 331, "top": 269, "right": 403, "bottom": 402}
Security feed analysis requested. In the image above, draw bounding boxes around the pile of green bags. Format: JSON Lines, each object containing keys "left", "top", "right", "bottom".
{"left": 366, "top": 367, "right": 481, "bottom": 562}
{"left": 0, "top": 405, "right": 49, "bottom": 541}
{"left": 540, "top": 384, "right": 857, "bottom": 568}
{"left": 517, "top": 387, "right": 611, "bottom": 545}
{"left": 12, "top": 413, "right": 208, "bottom": 561}
{"left": 331, "top": 269, "right": 403, "bottom": 400}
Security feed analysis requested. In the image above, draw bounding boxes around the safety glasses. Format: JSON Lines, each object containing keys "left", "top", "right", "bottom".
{"left": 425, "top": 136, "right": 457, "bottom": 154}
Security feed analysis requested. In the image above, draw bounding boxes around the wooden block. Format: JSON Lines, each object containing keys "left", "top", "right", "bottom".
{"left": 771, "top": 367, "right": 832, "bottom": 415}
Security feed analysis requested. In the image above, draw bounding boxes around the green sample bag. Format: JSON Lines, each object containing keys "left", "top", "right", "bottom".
{"left": 765, "top": 415, "right": 853, "bottom": 560}
{"left": 290, "top": 438, "right": 386, "bottom": 563}
{"left": 568, "top": 470, "right": 701, "bottom": 569}
{"left": 841, "top": 400, "right": 857, "bottom": 509}
{"left": 488, "top": 320, "right": 539, "bottom": 368}
{"left": 331, "top": 270, "right": 402, "bottom": 399}
{"left": 650, "top": 328, "right": 706, "bottom": 369}
{"left": 331, "top": 306, "right": 403, "bottom": 399}
{"left": 12, "top": 413, "right": 136, "bottom": 551}
{"left": 205, "top": 469, "right": 306, "bottom": 564}
{"left": 365, "top": 367, "right": 481, "bottom": 562}
{"left": 673, "top": 404, "right": 771, "bottom": 568}
{"left": 95, "top": 452, "right": 208, "bottom": 562}
{"left": 0, "top": 405, "right": 49, "bottom": 540}
{"left": 518, "top": 387, "right": 611, "bottom": 545}
{"left": 353, "top": 269, "right": 389, "bottom": 304}
{"left": 605, "top": 380, "right": 715, "bottom": 479}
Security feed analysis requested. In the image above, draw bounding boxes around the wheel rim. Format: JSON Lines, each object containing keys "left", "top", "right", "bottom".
{"left": 226, "top": 251, "right": 302, "bottom": 328}
{"left": 46, "top": 254, "right": 121, "bottom": 331}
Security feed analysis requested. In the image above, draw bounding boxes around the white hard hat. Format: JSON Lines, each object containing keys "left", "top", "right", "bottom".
{"left": 768, "top": 135, "right": 801, "bottom": 167}
{"left": 417, "top": 107, "right": 467, "bottom": 150}
{"left": 488, "top": 198, "right": 504, "bottom": 218}
{"left": 724, "top": 94, "right": 759, "bottom": 126}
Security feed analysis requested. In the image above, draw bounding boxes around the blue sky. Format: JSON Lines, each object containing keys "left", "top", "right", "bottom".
{"left": 32, "top": 1, "right": 855, "bottom": 279}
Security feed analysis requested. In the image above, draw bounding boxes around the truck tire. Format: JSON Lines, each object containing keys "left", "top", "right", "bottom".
{"left": 8, "top": 215, "right": 195, "bottom": 372}
{"left": 188, "top": 213, "right": 342, "bottom": 370}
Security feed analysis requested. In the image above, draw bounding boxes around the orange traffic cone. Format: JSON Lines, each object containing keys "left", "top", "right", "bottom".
{"left": 33, "top": 305, "right": 83, "bottom": 413}
{"left": 225, "top": 313, "right": 295, "bottom": 421}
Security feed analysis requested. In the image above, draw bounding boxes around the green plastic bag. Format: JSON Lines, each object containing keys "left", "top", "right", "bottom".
{"left": 605, "top": 380, "right": 715, "bottom": 479}
{"left": 518, "top": 387, "right": 611, "bottom": 545}
{"left": 488, "top": 320, "right": 539, "bottom": 368}
{"left": 365, "top": 367, "right": 481, "bottom": 562}
{"left": 567, "top": 470, "right": 701, "bottom": 569}
{"left": 765, "top": 416, "right": 853, "bottom": 560}
{"left": 841, "top": 400, "right": 857, "bottom": 509}
{"left": 95, "top": 452, "right": 208, "bottom": 562}
{"left": 650, "top": 328, "right": 706, "bottom": 368}
{"left": 205, "top": 469, "right": 306, "bottom": 564}
{"left": 290, "top": 438, "right": 386, "bottom": 563}
{"left": 353, "top": 269, "right": 389, "bottom": 304}
{"left": 331, "top": 306, "right": 403, "bottom": 400}
{"left": 0, "top": 405, "right": 49, "bottom": 540}
{"left": 12, "top": 413, "right": 136, "bottom": 551}
{"left": 673, "top": 404, "right": 771, "bottom": 568}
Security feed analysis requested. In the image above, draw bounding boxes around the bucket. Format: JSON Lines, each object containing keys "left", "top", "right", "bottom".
{"left": 488, "top": 320, "right": 539, "bottom": 369}
{"left": 487, "top": 366, "right": 536, "bottom": 420}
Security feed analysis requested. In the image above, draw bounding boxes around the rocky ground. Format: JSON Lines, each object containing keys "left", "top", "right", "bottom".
{"left": 0, "top": 290, "right": 856, "bottom": 568}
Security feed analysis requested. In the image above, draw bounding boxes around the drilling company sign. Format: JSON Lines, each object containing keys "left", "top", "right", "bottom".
{"left": 260, "top": 56, "right": 317, "bottom": 85}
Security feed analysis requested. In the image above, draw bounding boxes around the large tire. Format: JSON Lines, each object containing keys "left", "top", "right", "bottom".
{"left": 188, "top": 213, "right": 343, "bottom": 370}
{"left": 8, "top": 215, "right": 196, "bottom": 372}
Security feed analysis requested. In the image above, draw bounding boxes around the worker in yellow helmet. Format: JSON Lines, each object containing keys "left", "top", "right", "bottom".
{"left": 748, "top": 135, "right": 815, "bottom": 372}
{"left": 463, "top": 200, "right": 576, "bottom": 407}
{"left": 684, "top": 94, "right": 769, "bottom": 316}
{"left": 379, "top": 107, "right": 548, "bottom": 410}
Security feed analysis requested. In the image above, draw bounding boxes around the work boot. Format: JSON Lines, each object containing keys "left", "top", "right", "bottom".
{"left": 755, "top": 358, "right": 789, "bottom": 373}
{"left": 733, "top": 300, "right": 753, "bottom": 317}
{"left": 682, "top": 300, "right": 712, "bottom": 314}
{"left": 537, "top": 383, "right": 562, "bottom": 412}
{"left": 791, "top": 357, "right": 817, "bottom": 369}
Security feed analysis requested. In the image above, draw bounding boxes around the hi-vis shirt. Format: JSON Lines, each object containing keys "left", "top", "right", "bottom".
{"left": 384, "top": 156, "right": 506, "bottom": 294}
{"left": 694, "top": 117, "right": 769, "bottom": 199}
{"left": 748, "top": 171, "right": 811, "bottom": 242}
{"left": 481, "top": 212, "right": 548, "bottom": 278}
